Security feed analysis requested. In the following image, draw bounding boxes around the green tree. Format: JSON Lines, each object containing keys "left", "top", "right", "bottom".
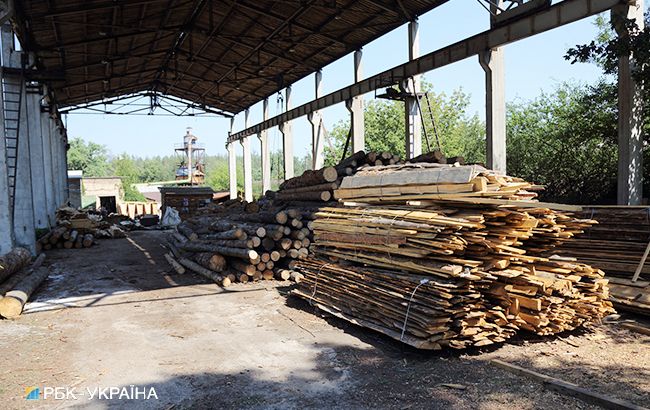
{"left": 506, "top": 82, "right": 618, "bottom": 204}
{"left": 111, "top": 153, "right": 146, "bottom": 201}
{"left": 323, "top": 83, "right": 484, "bottom": 165}
{"left": 67, "top": 137, "right": 110, "bottom": 176}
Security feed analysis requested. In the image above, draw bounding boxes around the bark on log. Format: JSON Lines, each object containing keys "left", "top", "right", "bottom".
{"left": 203, "top": 228, "right": 247, "bottom": 240}
{"left": 49, "top": 227, "right": 67, "bottom": 244}
{"left": 275, "top": 190, "right": 332, "bottom": 202}
{"left": 180, "top": 242, "right": 258, "bottom": 261}
{"left": 82, "top": 234, "right": 94, "bottom": 248}
{"left": 178, "top": 223, "right": 198, "bottom": 241}
{"left": 230, "top": 260, "right": 257, "bottom": 276}
{"left": 0, "top": 267, "right": 50, "bottom": 318}
{"left": 178, "top": 257, "right": 230, "bottom": 287}
{"left": 164, "top": 253, "right": 186, "bottom": 274}
{"left": 279, "top": 166, "right": 338, "bottom": 190}
{"left": 194, "top": 253, "right": 227, "bottom": 272}
{"left": 0, "top": 253, "right": 45, "bottom": 297}
{"left": 0, "top": 247, "right": 32, "bottom": 283}
{"left": 64, "top": 230, "right": 79, "bottom": 249}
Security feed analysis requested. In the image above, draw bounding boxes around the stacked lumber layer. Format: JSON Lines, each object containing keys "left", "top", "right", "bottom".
{"left": 549, "top": 206, "right": 650, "bottom": 316}
{"left": 552, "top": 206, "right": 650, "bottom": 280}
{"left": 163, "top": 206, "right": 314, "bottom": 286}
{"left": 272, "top": 151, "right": 402, "bottom": 203}
{"left": 292, "top": 165, "right": 613, "bottom": 349}
{"left": 333, "top": 163, "right": 542, "bottom": 203}
{"left": 36, "top": 207, "right": 127, "bottom": 251}
{"left": 0, "top": 251, "right": 47, "bottom": 319}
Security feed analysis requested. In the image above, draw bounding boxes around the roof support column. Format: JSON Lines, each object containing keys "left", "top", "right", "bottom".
{"left": 40, "top": 98, "right": 55, "bottom": 225}
{"left": 613, "top": 1, "right": 644, "bottom": 205}
{"left": 479, "top": 1, "right": 506, "bottom": 173}
{"left": 227, "top": 117, "right": 238, "bottom": 199}
{"left": 26, "top": 86, "right": 47, "bottom": 228}
{"left": 0, "top": 48, "right": 13, "bottom": 253}
{"left": 241, "top": 109, "right": 253, "bottom": 202}
{"left": 50, "top": 119, "right": 62, "bottom": 206}
{"left": 346, "top": 50, "right": 364, "bottom": 153}
{"left": 308, "top": 70, "right": 325, "bottom": 169}
{"left": 404, "top": 20, "right": 422, "bottom": 160}
{"left": 13, "top": 77, "right": 36, "bottom": 253}
{"left": 279, "top": 86, "right": 294, "bottom": 180}
{"left": 258, "top": 98, "right": 271, "bottom": 194}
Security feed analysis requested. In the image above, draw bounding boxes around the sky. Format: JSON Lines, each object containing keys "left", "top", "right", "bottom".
{"left": 64, "top": 0, "right": 607, "bottom": 159}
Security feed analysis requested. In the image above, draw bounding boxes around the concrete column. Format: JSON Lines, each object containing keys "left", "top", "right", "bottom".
{"left": 40, "top": 105, "right": 55, "bottom": 224}
{"left": 13, "top": 79, "right": 36, "bottom": 253}
{"left": 404, "top": 20, "right": 422, "bottom": 160}
{"left": 49, "top": 118, "right": 61, "bottom": 206}
{"left": 479, "top": 1, "right": 506, "bottom": 173}
{"left": 0, "top": 61, "right": 14, "bottom": 254}
{"left": 279, "top": 86, "right": 294, "bottom": 180}
{"left": 227, "top": 117, "right": 237, "bottom": 199}
{"left": 308, "top": 70, "right": 325, "bottom": 169}
{"left": 613, "top": 1, "right": 644, "bottom": 205}
{"left": 26, "top": 87, "right": 47, "bottom": 228}
{"left": 346, "top": 49, "right": 365, "bottom": 153}
{"left": 258, "top": 98, "right": 271, "bottom": 193}
{"left": 241, "top": 109, "right": 253, "bottom": 202}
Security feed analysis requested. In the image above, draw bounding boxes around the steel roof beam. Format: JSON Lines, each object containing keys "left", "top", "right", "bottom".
{"left": 229, "top": 0, "right": 624, "bottom": 142}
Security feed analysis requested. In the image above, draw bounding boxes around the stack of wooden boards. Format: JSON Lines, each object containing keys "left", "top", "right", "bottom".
{"left": 163, "top": 204, "right": 312, "bottom": 287}
{"left": 0, "top": 248, "right": 48, "bottom": 319}
{"left": 553, "top": 206, "right": 650, "bottom": 316}
{"left": 36, "top": 207, "right": 127, "bottom": 251}
{"left": 271, "top": 151, "right": 402, "bottom": 203}
{"left": 292, "top": 164, "right": 613, "bottom": 350}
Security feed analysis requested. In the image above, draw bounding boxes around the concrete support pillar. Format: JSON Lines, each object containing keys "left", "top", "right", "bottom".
{"left": 48, "top": 119, "right": 60, "bottom": 206}
{"left": 613, "top": 1, "right": 644, "bottom": 205}
{"left": 404, "top": 20, "right": 422, "bottom": 160}
{"left": 40, "top": 106, "right": 55, "bottom": 224}
{"left": 26, "top": 87, "right": 47, "bottom": 228}
{"left": 346, "top": 50, "right": 365, "bottom": 153}
{"left": 227, "top": 117, "right": 237, "bottom": 200}
{"left": 479, "top": 1, "right": 506, "bottom": 173}
{"left": 13, "top": 79, "right": 36, "bottom": 253}
{"left": 258, "top": 98, "right": 271, "bottom": 193}
{"left": 0, "top": 63, "right": 14, "bottom": 254}
{"left": 279, "top": 86, "right": 294, "bottom": 180}
{"left": 241, "top": 109, "right": 253, "bottom": 202}
{"left": 308, "top": 70, "right": 325, "bottom": 169}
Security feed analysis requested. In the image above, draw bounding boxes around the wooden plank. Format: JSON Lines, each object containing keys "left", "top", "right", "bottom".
{"left": 491, "top": 360, "right": 648, "bottom": 410}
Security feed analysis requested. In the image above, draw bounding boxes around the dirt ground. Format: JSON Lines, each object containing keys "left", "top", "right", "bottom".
{"left": 0, "top": 230, "right": 648, "bottom": 409}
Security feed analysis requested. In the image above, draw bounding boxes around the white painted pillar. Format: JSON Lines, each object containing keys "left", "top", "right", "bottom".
{"left": 479, "top": 1, "right": 506, "bottom": 173}
{"left": 613, "top": 1, "right": 644, "bottom": 205}
{"left": 227, "top": 117, "right": 237, "bottom": 199}
{"left": 308, "top": 70, "right": 325, "bottom": 169}
{"left": 279, "top": 86, "right": 294, "bottom": 180}
{"left": 26, "top": 87, "right": 48, "bottom": 228}
{"left": 40, "top": 104, "right": 55, "bottom": 225}
{"left": 0, "top": 60, "right": 14, "bottom": 254}
{"left": 346, "top": 49, "right": 365, "bottom": 154}
{"left": 61, "top": 128, "right": 68, "bottom": 203}
{"left": 404, "top": 20, "right": 422, "bottom": 160}
{"left": 258, "top": 98, "right": 271, "bottom": 193}
{"left": 241, "top": 109, "right": 253, "bottom": 202}
{"left": 13, "top": 79, "right": 36, "bottom": 253}
{"left": 48, "top": 118, "right": 59, "bottom": 206}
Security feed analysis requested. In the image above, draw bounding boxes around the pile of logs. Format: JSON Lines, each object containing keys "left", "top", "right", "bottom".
{"left": 551, "top": 206, "right": 650, "bottom": 316}
{"left": 272, "top": 151, "right": 402, "bottom": 203}
{"left": 0, "top": 248, "right": 48, "bottom": 319}
{"left": 36, "top": 207, "right": 128, "bottom": 252}
{"left": 162, "top": 206, "right": 314, "bottom": 287}
{"left": 292, "top": 164, "right": 613, "bottom": 349}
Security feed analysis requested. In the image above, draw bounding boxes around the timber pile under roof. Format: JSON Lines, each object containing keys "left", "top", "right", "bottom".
{"left": 16, "top": 0, "right": 448, "bottom": 114}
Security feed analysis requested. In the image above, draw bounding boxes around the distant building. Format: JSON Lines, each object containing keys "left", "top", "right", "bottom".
{"left": 82, "top": 177, "right": 124, "bottom": 213}
{"left": 67, "top": 170, "right": 83, "bottom": 208}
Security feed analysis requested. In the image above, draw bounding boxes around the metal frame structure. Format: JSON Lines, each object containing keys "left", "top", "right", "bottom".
{"left": 0, "top": 0, "right": 645, "bottom": 255}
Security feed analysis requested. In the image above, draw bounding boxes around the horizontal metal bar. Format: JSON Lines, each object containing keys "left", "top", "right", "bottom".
{"left": 228, "top": 0, "right": 622, "bottom": 143}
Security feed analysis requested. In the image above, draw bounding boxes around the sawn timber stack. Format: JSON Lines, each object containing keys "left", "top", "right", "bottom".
{"left": 292, "top": 164, "right": 613, "bottom": 350}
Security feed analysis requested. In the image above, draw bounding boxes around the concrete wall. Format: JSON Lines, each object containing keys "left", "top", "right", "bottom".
{"left": 82, "top": 177, "right": 124, "bottom": 209}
